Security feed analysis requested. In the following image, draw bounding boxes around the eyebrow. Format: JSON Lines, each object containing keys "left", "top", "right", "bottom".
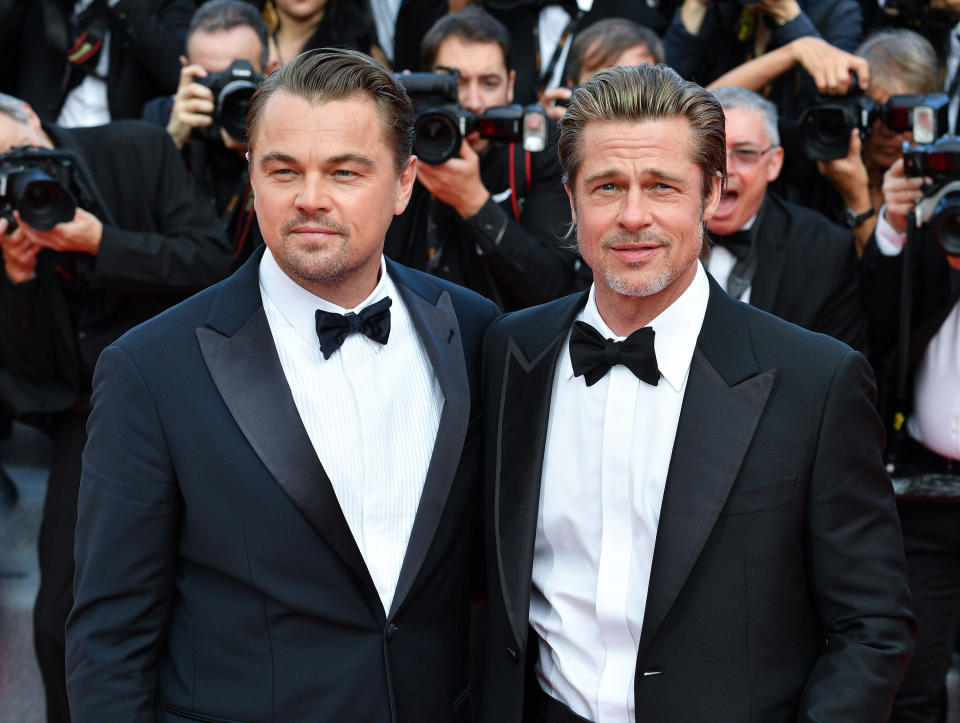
{"left": 258, "top": 151, "right": 376, "bottom": 170}
{"left": 581, "top": 167, "right": 687, "bottom": 187}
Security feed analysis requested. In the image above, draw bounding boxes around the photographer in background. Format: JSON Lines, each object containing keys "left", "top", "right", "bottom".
{"left": 861, "top": 145, "right": 960, "bottom": 723}
{"left": 0, "top": 94, "right": 232, "bottom": 723}
{"left": 143, "top": 0, "right": 277, "bottom": 264}
{"left": 540, "top": 17, "right": 664, "bottom": 119}
{"left": 665, "top": 0, "right": 862, "bottom": 122}
{"left": 0, "top": 0, "right": 193, "bottom": 127}
{"left": 705, "top": 87, "right": 867, "bottom": 350}
{"left": 814, "top": 30, "right": 941, "bottom": 256}
{"left": 385, "top": 5, "right": 575, "bottom": 310}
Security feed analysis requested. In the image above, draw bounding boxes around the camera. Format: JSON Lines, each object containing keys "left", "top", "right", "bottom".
{"left": 798, "top": 90, "right": 949, "bottom": 161}
{"left": 395, "top": 72, "right": 547, "bottom": 165}
{"left": 0, "top": 147, "right": 78, "bottom": 234}
{"left": 904, "top": 136, "right": 960, "bottom": 257}
{"left": 199, "top": 59, "right": 265, "bottom": 144}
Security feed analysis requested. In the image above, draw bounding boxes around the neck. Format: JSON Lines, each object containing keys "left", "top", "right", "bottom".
{"left": 593, "top": 263, "right": 697, "bottom": 336}
{"left": 276, "top": 7, "right": 325, "bottom": 54}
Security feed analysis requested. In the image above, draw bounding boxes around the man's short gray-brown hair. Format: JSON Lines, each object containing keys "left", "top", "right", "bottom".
{"left": 710, "top": 85, "right": 780, "bottom": 148}
{"left": 558, "top": 63, "right": 726, "bottom": 201}
{"left": 857, "top": 29, "right": 940, "bottom": 97}
{"left": 0, "top": 93, "right": 32, "bottom": 125}
{"left": 245, "top": 48, "right": 414, "bottom": 173}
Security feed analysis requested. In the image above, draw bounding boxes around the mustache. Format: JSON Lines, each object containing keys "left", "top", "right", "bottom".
{"left": 281, "top": 213, "right": 349, "bottom": 237}
{"left": 599, "top": 230, "right": 671, "bottom": 249}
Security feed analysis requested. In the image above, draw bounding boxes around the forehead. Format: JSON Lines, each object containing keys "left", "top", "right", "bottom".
{"left": 867, "top": 76, "right": 912, "bottom": 105}
{"left": 433, "top": 36, "right": 507, "bottom": 76}
{"left": 723, "top": 106, "right": 769, "bottom": 145}
{"left": 573, "top": 117, "right": 697, "bottom": 182}
{"left": 613, "top": 44, "right": 655, "bottom": 68}
{"left": 250, "top": 91, "right": 391, "bottom": 160}
{"left": 187, "top": 26, "right": 264, "bottom": 72}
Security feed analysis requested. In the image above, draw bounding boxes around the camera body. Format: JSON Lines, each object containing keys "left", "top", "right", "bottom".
{"left": 0, "top": 147, "right": 78, "bottom": 234}
{"left": 799, "top": 91, "right": 949, "bottom": 161}
{"left": 198, "top": 59, "right": 265, "bottom": 144}
{"left": 904, "top": 136, "right": 960, "bottom": 257}
{"left": 396, "top": 72, "right": 547, "bottom": 164}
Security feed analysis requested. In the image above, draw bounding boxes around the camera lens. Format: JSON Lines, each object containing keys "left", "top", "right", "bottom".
{"left": 11, "top": 170, "right": 76, "bottom": 230}
{"left": 414, "top": 111, "right": 461, "bottom": 165}
{"left": 931, "top": 190, "right": 960, "bottom": 257}
{"left": 801, "top": 107, "right": 854, "bottom": 161}
{"left": 217, "top": 80, "right": 258, "bottom": 143}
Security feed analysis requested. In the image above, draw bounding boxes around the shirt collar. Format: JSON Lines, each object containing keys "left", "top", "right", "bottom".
{"left": 258, "top": 247, "right": 395, "bottom": 349}
{"left": 563, "top": 261, "right": 710, "bottom": 392}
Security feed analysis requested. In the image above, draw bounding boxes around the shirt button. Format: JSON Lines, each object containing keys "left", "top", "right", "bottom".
{"left": 386, "top": 623, "right": 399, "bottom": 640}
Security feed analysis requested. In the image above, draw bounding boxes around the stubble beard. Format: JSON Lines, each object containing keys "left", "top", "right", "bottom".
{"left": 275, "top": 213, "right": 354, "bottom": 285}
{"left": 591, "top": 226, "right": 704, "bottom": 298}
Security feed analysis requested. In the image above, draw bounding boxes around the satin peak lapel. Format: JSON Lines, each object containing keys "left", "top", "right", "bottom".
{"left": 388, "top": 284, "right": 469, "bottom": 619}
{"left": 196, "top": 306, "right": 379, "bottom": 605}
{"left": 637, "top": 288, "right": 775, "bottom": 661}
{"left": 496, "top": 294, "right": 585, "bottom": 650}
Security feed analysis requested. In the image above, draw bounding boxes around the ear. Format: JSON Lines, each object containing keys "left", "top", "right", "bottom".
{"left": 564, "top": 182, "right": 577, "bottom": 225}
{"left": 394, "top": 155, "right": 418, "bottom": 215}
{"left": 700, "top": 172, "right": 723, "bottom": 223}
{"left": 506, "top": 69, "right": 516, "bottom": 104}
{"left": 767, "top": 145, "right": 784, "bottom": 183}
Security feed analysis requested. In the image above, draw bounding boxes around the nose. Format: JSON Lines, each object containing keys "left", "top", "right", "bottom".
{"left": 618, "top": 187, "right": 653, "bottom": 232}
{"left": 295, "top": 173, "right": 332, "bottom": 215}
{"left": 460, "top": 81, "right": 484, "bottom": 115}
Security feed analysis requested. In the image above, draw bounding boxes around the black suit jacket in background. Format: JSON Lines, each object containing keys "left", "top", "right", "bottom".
{"left": 0, "top": 120, "right": 232, "bottom": 417}
{"left": 480, "top": 276, "right": 915, "bottom": 722}
{"left": 712, "top": 192, "right": 869, "bottom": 353}
{"left": 66, "top": 248, "right": 500, "bottom": 722}
{"left": 0, "top": 0, "right": 193, "bottom": 123}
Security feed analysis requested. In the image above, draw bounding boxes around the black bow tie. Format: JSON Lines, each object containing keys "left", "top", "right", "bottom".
{"left": 315, "top": 296, "right": 392, "bottom": 360}
{"left": 712, "top": 229, "right": 753, "bottom": 262}
{"left": 569, "top": 320, "right": 660, "bottom": 387}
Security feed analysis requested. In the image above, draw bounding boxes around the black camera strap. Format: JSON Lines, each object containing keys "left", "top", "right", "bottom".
{"left": 66, "top": 0, "right": 110, "bottom": 79}
{"left": 534, "top": 8, "right": 585, "bottom": 96}
{"left": 886, "top": 211, "right": 916, "bottom": 473}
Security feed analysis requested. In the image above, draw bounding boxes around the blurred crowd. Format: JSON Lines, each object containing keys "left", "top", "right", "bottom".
{"left": 1, "top": 0, "right": 959, "bottom": 720}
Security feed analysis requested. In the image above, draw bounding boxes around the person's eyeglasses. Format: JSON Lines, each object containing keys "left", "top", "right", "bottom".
{"left": 727, "top": 145, "right": 774, "bottom": 166}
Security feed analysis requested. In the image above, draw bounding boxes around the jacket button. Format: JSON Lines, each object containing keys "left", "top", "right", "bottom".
{"left": 506, "top": 647, "right": 519, "bottom": 663}
{"left": 386, "top": 623, "right": 399, "bottom": 640}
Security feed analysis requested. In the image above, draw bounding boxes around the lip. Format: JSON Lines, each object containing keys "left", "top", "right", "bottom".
{"left": 713, "top": 191, "right": 740, "bottom": 219}
{"left": 610, "top": 244, "right": 661, "bottom": 263}
{"left": 290, "top": 226, "right": 339, "bottom": 235}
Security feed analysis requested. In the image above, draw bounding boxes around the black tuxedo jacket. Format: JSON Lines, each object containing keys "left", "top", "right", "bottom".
{"left": 715, "top": 193, "right": 868, "bottom": 353}
{"left": 66, "top": 248, "right": 499, "bottom": 722}
{"left": 479, "top": 277, "right": 915, "bottom": 722}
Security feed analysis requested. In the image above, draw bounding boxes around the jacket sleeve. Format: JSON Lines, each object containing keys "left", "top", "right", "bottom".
{"left": 798, "top": 350, "right": 916, "bottom": 721}
{"left": 465, "top": 145, "right": 575, "bottom": 307}
{"left": 66, "top": 343, "right": 180, "bottom": 722}
{"left": 91, "top": 129, "right": 233, "bottom": 294}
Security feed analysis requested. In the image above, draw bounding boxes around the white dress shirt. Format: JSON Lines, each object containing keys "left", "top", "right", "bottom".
{"left": 531, "top": 262, "right": 710, "bottom": 723}
{"left": 369, "top": 0, "right": 402, "bottom": 64}
{"left": 874, "top": 209, "right": 960, "bottom": 460}
{"left": 538, "top": 0, "right": 594, "bottom": 90}
{"left": 259, "top": 249, "right": 443, "bottom": 614}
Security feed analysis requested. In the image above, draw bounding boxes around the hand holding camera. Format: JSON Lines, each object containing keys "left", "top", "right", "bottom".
{"left": 168, "top": 62, "right": 216, "bottom": 150}
{"left": 415, "top": 139, "right": 490, "bottom": 219}
{"left": 790, "top": 37, "right": 869, "bottom": 96}
{"left": 881, "top": 159, "right": 926, "bottom": 234}
{"left": 0, "top": 217, "right": 40, "bottom": 284}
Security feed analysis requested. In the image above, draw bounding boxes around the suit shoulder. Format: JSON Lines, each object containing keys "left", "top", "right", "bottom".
{"left": 388, "top": 260, "right": 500, "bottom": 319}
{"left": 485, "top": 292, "right": 583, "bottom": 349}
{"left": 110, "top": 280, "right": 224, "bottom": 358}
{"left": 73, "top": 119, "right": 171, "bottom": 147}
{"left": 772, "top": 194, "right": 852, "bottom": 249}
{"left": 737, "top": 294, "right": 858, "bottom": 363}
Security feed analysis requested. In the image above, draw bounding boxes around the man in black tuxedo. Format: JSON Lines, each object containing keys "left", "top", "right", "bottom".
{"left": 705, "top": 85, "right": 867, "bottom": 351}
{"left": 480, "top": 63, "right": 915, "bottom": 722}
{"left": 66, "top": 48, "right": 499, "bottom": 722}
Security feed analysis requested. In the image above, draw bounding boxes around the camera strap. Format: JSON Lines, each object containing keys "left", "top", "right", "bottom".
{"left": 508, "top": 142, "right": 532, "bottom": 222}
{"left": 887, "top": 213, "right": 916, "bottom": 472}
{"left": 67, "top": 0, "right": 109, "bottom": 79}
{"left": 534, "top": 9, "right": 584, "bottom": 96}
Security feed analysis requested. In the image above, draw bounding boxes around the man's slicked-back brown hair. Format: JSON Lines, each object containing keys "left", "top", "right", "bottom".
{"left": 245, "top": 48, "right": 414, "bottom": 173}
{"left": 559, "top": 63, "right": 726, "bottom": 202}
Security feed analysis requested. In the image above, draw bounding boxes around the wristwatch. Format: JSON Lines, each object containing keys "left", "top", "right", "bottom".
{"left": 844, "top": 205, "right": 875, "bottom": 228}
